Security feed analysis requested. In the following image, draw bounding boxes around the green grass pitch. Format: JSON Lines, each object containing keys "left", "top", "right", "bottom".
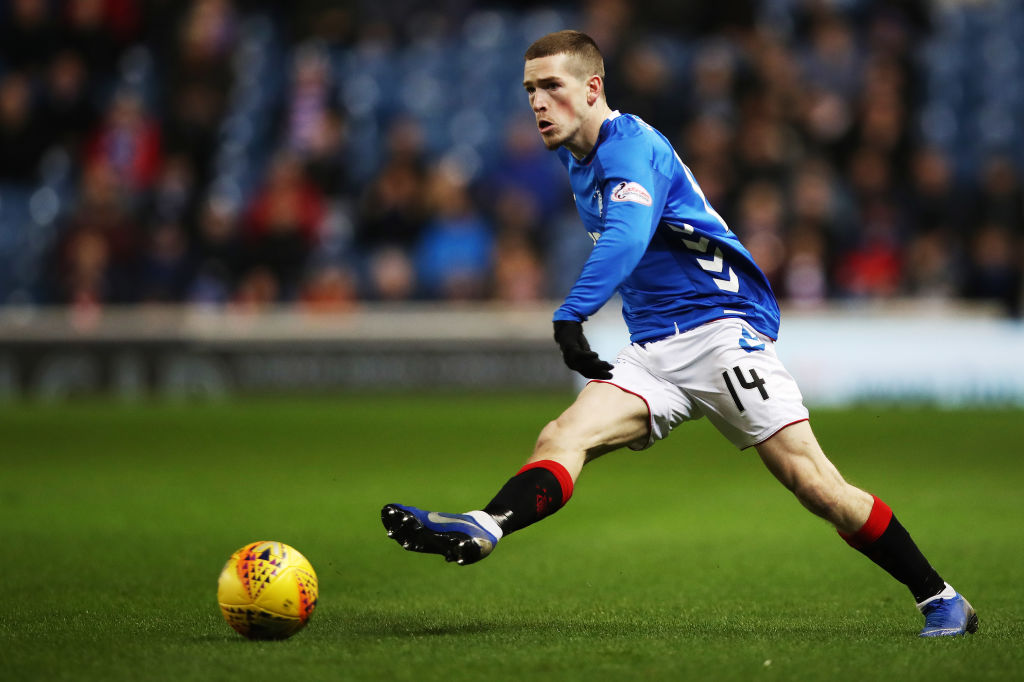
{"left": 2, "top": 394, "right": 1023, "bottom": 681}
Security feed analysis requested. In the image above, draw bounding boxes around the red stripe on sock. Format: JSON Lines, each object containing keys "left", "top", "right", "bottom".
{"left": 517, "top": 460, "right": 574, "bottom": 505}
{"left": 839, "top": 495, "right": 893, "bottom": 549}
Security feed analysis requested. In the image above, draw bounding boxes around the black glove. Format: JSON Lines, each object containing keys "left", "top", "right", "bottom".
{"left": 553, "top": 320, "right": 614, "bottom": 379}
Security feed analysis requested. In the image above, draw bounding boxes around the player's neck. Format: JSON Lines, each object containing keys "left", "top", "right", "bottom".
{"left": 565, "top": 102, "right": 614, "bottom": 160}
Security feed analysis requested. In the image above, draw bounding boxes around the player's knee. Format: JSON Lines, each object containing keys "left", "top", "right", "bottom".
{"left": 534, "top": 419, "right": 562, "bottom": 456}
{"left": 534, "top": 417, "right": 580, "bottom": 457}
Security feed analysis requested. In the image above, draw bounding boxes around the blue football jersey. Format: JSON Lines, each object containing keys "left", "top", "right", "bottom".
{"left": 553, "top": 112, "right": 781, "bottom": 343}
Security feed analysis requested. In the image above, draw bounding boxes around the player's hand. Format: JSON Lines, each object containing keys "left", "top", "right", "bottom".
{"left": 553, "top": 320, "right": 614, "bottom": 379}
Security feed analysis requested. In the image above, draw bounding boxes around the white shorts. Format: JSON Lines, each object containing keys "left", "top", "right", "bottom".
{"left": 594, "top": 318, "right": 809, "bottom": 450}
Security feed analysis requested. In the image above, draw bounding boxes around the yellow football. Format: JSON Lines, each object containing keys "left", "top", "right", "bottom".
{"left": 217, "top": 541, "right": 318, "bottom": 640}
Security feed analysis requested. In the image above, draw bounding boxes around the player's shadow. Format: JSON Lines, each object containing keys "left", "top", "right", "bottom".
{"left": 356, "top": 616, "right": 904, "bottom": 639}
{"left": 393, "top": 621, "right": 503, "bottom": 636}
{"left": 361, "top": 619, "right": 504, "bottom": 637}
{"left": 355, "top": 618, "right": 658, "bottom": 638}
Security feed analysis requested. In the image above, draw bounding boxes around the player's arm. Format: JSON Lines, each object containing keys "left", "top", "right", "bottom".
{"left": 553, "top": 160, "right": 664, "bottom": 378}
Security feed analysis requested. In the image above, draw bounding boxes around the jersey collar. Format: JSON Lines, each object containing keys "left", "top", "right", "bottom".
{"left": 577, "top": 110, "right": 621, "bottom": 166}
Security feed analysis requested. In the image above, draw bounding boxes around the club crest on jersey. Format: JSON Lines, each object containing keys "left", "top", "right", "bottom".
{"left": 610, "top": 181, "right": 652, "bottom": 206}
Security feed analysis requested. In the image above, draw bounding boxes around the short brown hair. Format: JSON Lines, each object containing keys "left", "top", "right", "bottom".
{"left": 524, "top": 30, "right": 605, "bottom": 82}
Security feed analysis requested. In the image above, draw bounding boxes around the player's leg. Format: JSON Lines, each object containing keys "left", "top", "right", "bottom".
{"left": 685, "top": 320, "right": 976, "bottom": 636}
{"left": 481, "top": 379, "right": 650, "bottom": 533}
{"left": 754, "top": 420, "right": 873, "bottom": 532}
{"left": 382, "top": 381, "right": 650, "bottom": 565}
{"left": 756, "top": 421, "right": 978, "bottom": 637}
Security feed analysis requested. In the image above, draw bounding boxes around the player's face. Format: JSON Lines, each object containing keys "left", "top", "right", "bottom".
{"left": 523, "top": 54, "right": 592, "bottom": 153}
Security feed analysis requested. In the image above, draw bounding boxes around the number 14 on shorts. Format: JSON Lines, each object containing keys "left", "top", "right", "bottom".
{"left": 722, "top": 366, "right": 768, "bottom": 413}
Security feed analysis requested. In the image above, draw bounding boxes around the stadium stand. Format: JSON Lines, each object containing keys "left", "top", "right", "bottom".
{"left": 0, "top": 0, "right": 1020, "bottom": 314}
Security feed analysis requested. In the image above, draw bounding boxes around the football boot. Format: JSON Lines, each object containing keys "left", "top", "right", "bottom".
{"left": 381, "top": 503, "right": 498, "bottom": 566}
{"left": 918, "top": 589, "right": 979, "bottom": 637}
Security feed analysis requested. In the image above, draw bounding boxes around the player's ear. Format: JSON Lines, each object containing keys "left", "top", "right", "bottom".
{"left": 586, "top": 75, "right": 603, "bottom": 106}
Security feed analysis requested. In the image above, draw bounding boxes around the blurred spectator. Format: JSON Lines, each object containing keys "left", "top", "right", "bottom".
{"left": 356, "top": 118, "right": 429, "bottom": 298}
{"left": 299, "top": 264, "right": 358, "bottom": 313}
{"left": 836, "top": 199, "right": 905, "bottom": 299}
{"left": 85, "top": 90, "right": 163, "bottom": 193}
{"left": 356, "top": 117, "right": 429, "bottom": 251}
{"left": 734, "top": 181, "right": 787, "bottom": 289}
{"left": 907, "top": 147, "right": 965, "bottom": 235}
{"left": 784, "top": 223, "right": 829, "bottom": 307}
{"left": 283, "top": 42, "right": 336, "bottom": 158}
{"left": 680, "top": 114, "right": 735, "bottom": 211}
{"left": 904, "top": 229, "right": 959, "bottom": 300}
{"left": 846, "top": 146, "right": 897, "bottom": 207}
{"left": 241, "top": 153, "right": 326, "bottom": 300}
{"left": 51, "top": 160, "right": 142, "bottom": 305}
{"left": 688, "top": 41, "right": 740, "bottom": 124}
{"left": 797, "top": 85, "right": 854, "bottom": 164}
{"left": 139, "top": 221, "right": 194, "bottom": 302}
{"left": 854, "top": 90, "right": 908, "bottom": 163}
{"left": 963, "top": 222, "right": 1022, "bottom": 315}
{"left": 189, "top": 195, "right": 242, "bottom": 304}
{"left": 972, "top": 155, "right": 1024, "bottom": 235}
{"left": 179, "top": 0, "right": 236, "bottom": 61}
{"left": 488, "top": 116, "right": 567, "bottom": 220}
{"left": 232, "top": 266, "right": 279, "bottom": 312}
{"left": 847, "top": 56, "right": 913, "bottom": 179}
{"left": 148, "top": 154, "right": 199, "bottom": 226}
{"left": 161, "top": 0, "right": 237, "bottom": 185}
{"left": 492, "top": 187, "right": 541, "bottom": 246}
{"left": 790, "top": 156, "right": 849, "bottom": 239}
{"left": 303, "top": 107, "right": 350, "bottom": 196}
{"left": 40, "top": 50, "right": 100, "bottom": 157}
{"left": 366, "top": 246, "right": 416, "bottom": 301}
{"left": 491, "top": 187, "right": 545, "bottom": 302}
{"left": 494, "top": 231, "right": 545, "bottom": 303}
{"left": 415, "top": 162, "right": 493, "bottom": 300}
{"left": 682, "top": 113, "right": 733, "bottom": 167}
{"left": 613, "top": 42, "right": 681, "bottom": 136}
{"left": 580, "top": 0, "right": 633, "bottom": 66}
{"left": 799, "top": 10, "right": 862, "bottom": 99}
{"left": 734, "top": 112, "right": 795, "bottom": 182}
{"left": 784, "top": 156, "right": 848, "bottom": 303}
{"left": 747, "top": 31, "right": 802, "bottom": 124}
{"left": 0, "top": 72, "right": 48, "bottom": 183}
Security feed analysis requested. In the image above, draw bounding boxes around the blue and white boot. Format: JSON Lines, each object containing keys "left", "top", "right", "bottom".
{"left": 918, "top": 583, "right": 979, "bottom": 637}
{"left": 381, "top": 503, "right": 502, "bottom": 566}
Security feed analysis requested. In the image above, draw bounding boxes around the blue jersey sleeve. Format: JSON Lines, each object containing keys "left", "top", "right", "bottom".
{"left": 554, "top": 141, "right": 667, "bottom": 322}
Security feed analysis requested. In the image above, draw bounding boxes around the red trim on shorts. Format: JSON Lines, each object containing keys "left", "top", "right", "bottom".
{"left": 838, "top": 495, "right": 893, "bottom": 549}
{"left": 517, "top": 460, "right": 574, "bottom": 504}
{"left": 745, "top": 418, "right": 809, "bottom": 450}
{"left": 587, "top": 379, "right": 654, "bottom": 447}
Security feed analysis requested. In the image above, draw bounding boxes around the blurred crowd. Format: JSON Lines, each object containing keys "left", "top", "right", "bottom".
{"left": 0, "top": 0, "right": 1021, "bottom": 315}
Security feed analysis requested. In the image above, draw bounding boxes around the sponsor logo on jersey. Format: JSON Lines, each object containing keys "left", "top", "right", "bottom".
{"left": 610, "top": 181, "right": 652, "bottom": 206}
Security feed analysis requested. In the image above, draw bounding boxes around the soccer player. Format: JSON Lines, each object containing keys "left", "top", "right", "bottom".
{"left": 381, "top": 30, "right": 977, "bottom": 638}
